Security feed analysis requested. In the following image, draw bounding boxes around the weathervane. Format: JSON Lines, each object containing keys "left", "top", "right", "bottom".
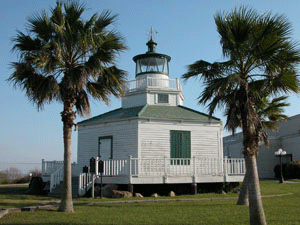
{"left": 147, "top": 26, "right": 158, "bottom": 42}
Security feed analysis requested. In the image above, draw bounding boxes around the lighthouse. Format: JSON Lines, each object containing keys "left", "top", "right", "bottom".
{"left": 73, "top": 33, "right": 230, "bottom": 198}
{"left": 122, "top": 35, "right": 184, "bottom": 108}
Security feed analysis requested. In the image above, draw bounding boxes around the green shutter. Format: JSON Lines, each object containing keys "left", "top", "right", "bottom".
{"left": 170, "top": 130, "right": 191, "bottom": 159}
{"left": 182, "top": 131, "right": 191, "bottom": 158}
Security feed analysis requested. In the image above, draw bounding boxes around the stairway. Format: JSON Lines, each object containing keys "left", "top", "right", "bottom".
{"left": 48, "top": 176, "right": 79, "bottom": 199}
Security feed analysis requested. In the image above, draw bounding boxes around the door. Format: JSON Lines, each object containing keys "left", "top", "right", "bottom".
{"left": 98, "top": 136, "right": 113, "bottom": 160}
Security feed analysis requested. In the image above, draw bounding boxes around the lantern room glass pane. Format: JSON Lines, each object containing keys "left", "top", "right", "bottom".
{"left": 136, "top": 57, "right": 169, "bottom": 74}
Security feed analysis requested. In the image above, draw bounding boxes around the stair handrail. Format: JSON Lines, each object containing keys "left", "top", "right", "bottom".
{"left": 50, "top": 165, "right": 64, "bottom": 192}
{"left": 78, "top": 172, "right": 94, "bottom": 197}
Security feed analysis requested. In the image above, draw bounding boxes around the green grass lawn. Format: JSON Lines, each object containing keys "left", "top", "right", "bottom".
{"left": 0, "top": 185, "right": 59, "bottom": 209}
{"left": 0, "top": 181, "right": 299, "bottom": 224}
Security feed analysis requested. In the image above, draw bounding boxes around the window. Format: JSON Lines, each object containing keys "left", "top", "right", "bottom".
{"left": 170, "top": 130, "right": 191, "bottom": 165}
{"left": 158, "top": 93, "right": 169, "bottom": 103}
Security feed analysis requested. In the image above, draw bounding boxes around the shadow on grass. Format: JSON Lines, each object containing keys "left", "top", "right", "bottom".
{"left": 0, "top": 186, "right": 29, "bottom": 195}
{"left": 0, "top": 223, "right": 86, "bottom": 225}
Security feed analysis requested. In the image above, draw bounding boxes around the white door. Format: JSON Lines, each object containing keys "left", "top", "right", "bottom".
{"left": 98, "top": 137, "right": 112, "bottom": 160}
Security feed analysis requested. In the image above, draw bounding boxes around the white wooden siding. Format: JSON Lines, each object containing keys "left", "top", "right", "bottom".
{"left": 77, "top": 120, "right": 138, "bottom": 170}
{"left": 122, "top": 93, "right": 147, "bottom": 108}
{"left": 147, "top": 93, "right": 178, "bottom": 106}
{"left": 275, "top": 114, "right": 300, "bottom": 137}
{"left": 138, "top": 120, "right": 223, "bottom": 160}
{"left": 168, "top": 94, "right": 177, "bottom": 106}
{"left": 223, "top": 114, "right": 300, "bottom": 178}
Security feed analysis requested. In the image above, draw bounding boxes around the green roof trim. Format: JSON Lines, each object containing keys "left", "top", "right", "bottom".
{"left": 78, "top": 105, "right": 220, "bottom": 125}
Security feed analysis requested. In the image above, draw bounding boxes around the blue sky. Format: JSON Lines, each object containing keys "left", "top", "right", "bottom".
{"left": 1, "top": 0, "right": 300, "bottom": 166}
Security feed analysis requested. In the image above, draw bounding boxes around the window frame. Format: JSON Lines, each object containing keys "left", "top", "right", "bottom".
{"left": 158, "top": 93, "right": 169, "bottom": 104}
{"left": 98, "top": 136, "right": 113, "bottom": 160}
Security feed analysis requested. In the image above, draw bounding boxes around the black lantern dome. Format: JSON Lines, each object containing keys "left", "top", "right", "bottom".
{"left": 133, "top": 38, "right": 171, "bottom": 77}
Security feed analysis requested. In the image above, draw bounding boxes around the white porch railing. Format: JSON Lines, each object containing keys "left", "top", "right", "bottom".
{"left": 81, "top": 156, "right": 244, "bottom": 179}
{"left": 43, "top": 157, "right": 245, "bottom": 197}
{"left": 78, "top": 173, "right": 93, "bottom": 197}
{"left": 41, "top": 159, "right": 64, "bottom": 176}
{"left": 125, "top": 77, "right": 182, "bottom": 92}
{"left": 42, "top": 160, "right": 78, "bottom": 177}
{"left": 102, "top": 159, "right": 128, "bottom": 176}
{"left": 224, "top": 157, "right": 246, "bottom": 175}
{"left": 131, "top": 157, "right": 226, "bottom": 177}
{"left": 50, "top": 166, "right": 64, "bottom": 192}
{"left": 42, "top": 160, "right": 78, "bottom": 192}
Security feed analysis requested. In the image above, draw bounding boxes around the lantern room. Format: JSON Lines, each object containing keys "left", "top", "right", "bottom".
{"left": 122, "top": 33, "right": 184, "bottom": 109}
{"left": 133, "top": 38, "right": 171, "bottom": 77}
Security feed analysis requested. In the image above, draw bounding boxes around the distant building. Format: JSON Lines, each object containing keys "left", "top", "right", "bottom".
{"left": 223, "top": 114, "right": 300, "bottom": 179}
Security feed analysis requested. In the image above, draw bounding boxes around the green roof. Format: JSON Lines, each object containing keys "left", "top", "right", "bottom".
{"left": 78, "top": 105, "right": 220, "bottom": 125}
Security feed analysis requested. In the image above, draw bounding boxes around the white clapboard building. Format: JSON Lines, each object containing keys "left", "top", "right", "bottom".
{"left": 42, "top": 37, "right": 245, "bottom": 197}
{"left": 224, "top": 114, "right": 300, "bottom": 179}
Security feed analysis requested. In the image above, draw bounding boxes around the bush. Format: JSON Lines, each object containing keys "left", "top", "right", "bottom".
{"left": 28, "top": 176, "right": 47, "bottom": 195}
{"left": 274, "top": 160, "right": 300, "bottom": 179}
{"left": 14, "top": 176, "right": 31, "bottom": 184}
{"left": 0, "top": 168, "right": 42, "bottom": 184}
{"left": 0, "top": 172, "right": 10, "bottom": 184}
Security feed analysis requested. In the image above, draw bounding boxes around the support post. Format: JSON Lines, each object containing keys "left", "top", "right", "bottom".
{"left": 91, "top": 174, "right": 95, "bottom": 199}
{"left": 95, "top": 157, "right": 99, "bottom": 175}
{"left": 224, "top": 156, "right": 228, "bottom": 182}
{"left": 41, "top": 159, "right": 45, "bottom": 176}
{"left": 191, "top": 183, "right": 197, "bottom": 195}
{"left": 100, "top": 173, "right": 103, "bottom": 198}
{"left": 128, "top": 155, "right": 132, "bottom": 184}
{"left": 128, "top": 184, "right": 134, "bottom": 195}
{"left": 164, "top": 156, "right": 167, "bottom": 183}
{"left": 279, "top": 155, "right": 284, "bottom": 183}
{"left": 193, "top": 156, "right": 196, "bottom": 181}
{"left": 85, "top": 174, "right": 87, "bottom": 194}
{"left": 127, "top": 156, "right": 133, "bottom": 195}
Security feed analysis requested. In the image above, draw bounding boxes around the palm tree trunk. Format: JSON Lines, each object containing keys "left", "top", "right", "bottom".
{"left": 237, "top": 168, "right": 249, "bottom": 205}
{"left": 244, "top": 154, "right": 267, "bottom": 225}
{"left": 58, "top": 104, "right": 75, "bottom": 212}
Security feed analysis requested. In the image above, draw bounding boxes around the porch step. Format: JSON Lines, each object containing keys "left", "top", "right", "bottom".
{"left": 48, "top": 176, "right": 79, "bottom": 199}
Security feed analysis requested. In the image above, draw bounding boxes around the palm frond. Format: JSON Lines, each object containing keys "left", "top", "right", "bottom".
{"left": 182, "top": 60, "right": 232, "bottom": 81}
{"left": 183, "top": 6, "right": 300, "bottom": 150}
{"left": 93, "top": 10, "right": 118, "bottom": 34}
{"left": 9, "top": 62, "right": 59, "bottom": 109}
{"left": 10, "top": 0, "right": 127, "bottom": 115}
{"left": 86, "top": 66, "right": 126, "bottom": 104}
{"left": 75, "top": 90, "right": 90, "bottom": 116}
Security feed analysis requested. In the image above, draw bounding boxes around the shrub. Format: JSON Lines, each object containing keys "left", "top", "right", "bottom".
{"left": 28, "top": 176, "right": 47, "bottom": 195}
{"left": 274, "top": 160, "right": 300, "bottom": 179}
{"left": 0, "top": 172, "right": 10, "bottom": 184}
{"left": 14, "top": 176, "right": 31, "bottom": 184}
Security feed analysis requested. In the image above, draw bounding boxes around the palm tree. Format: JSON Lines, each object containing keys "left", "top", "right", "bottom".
{"left": 233, "top": 95, "right": 290, "bottom": 206}
{"left": 9, "top": 1, "right": 126, "bottom": 212}
{"left": 183, "top": 7, "right": 300, "bottom": 225}
{"left": 224, "top": 86, "right": 290, "bottom": 206}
